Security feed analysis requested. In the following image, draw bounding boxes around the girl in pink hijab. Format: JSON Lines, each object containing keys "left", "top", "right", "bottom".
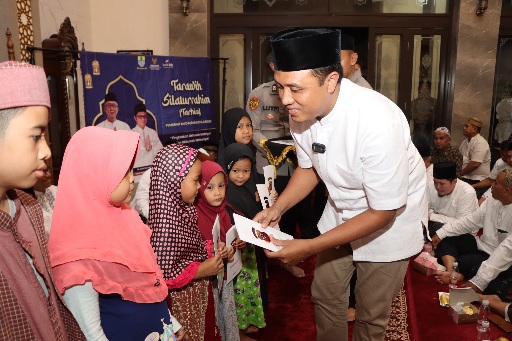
{"left": 49, "top": 126, "right": 183, "bottom": 341}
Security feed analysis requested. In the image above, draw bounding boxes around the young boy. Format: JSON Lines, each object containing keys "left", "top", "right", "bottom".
{"left": 0, "top": 61, "right": 85, "bottom": 340}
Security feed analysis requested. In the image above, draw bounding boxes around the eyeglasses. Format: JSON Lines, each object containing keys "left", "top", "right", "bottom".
{"left": 105, "top": 103, "right": 118, "bottom": 108}
{"left": 136, "top": 115, "right": 147, "bottom": 119}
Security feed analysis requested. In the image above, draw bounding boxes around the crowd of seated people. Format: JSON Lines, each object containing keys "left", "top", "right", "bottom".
{"left": 417, "top": 121, "right": 512, "bottom": 323}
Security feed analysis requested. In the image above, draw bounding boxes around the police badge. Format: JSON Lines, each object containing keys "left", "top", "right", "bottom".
{"left": 249, "top": 97, "right": 260, "bottom": 111}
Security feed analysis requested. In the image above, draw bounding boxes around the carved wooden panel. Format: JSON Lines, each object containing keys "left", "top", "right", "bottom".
{"left": 16, "top": 0, "right": 34, "bottom": 62}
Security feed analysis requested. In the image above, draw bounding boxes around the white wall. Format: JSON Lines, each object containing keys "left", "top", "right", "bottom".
{"left": 89, "top": 0, "right": 169, "bottom": 55}
{"left": 38, "top": 0, "right": 92, "bottom": 50}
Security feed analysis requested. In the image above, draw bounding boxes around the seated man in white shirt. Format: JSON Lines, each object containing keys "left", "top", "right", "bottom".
{"left": 473, "top": 139, "right": 512, "bottom": 199}
{"left": 427, "top": 162, "right": 478, "bottom": 237}
{"left": 96, "top": 92, "right": 131, "bottom": 131}
{"left": 479, "top": 140, "right": 512, "bottom": 206}
{"left": 459, "top": 117, "right": 491, "bottom": 187}
{"left": 432, "top": 168, "right": 512, "bottom": 286}
{"left": 464, "top": 231, "right": 512, "bottom": 302}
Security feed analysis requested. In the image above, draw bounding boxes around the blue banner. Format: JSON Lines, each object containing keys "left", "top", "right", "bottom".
{"left": 80, "top": 51, "right": 215, "bottom": 148}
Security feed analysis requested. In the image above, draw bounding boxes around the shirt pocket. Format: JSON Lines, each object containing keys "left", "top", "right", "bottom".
{"left": 331, "top": 164, "right": 363, "bottom": 190}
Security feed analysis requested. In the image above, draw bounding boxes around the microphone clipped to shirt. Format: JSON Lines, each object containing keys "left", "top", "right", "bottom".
{"left": 312, "top": 142, "right": 326, "bottom": 154}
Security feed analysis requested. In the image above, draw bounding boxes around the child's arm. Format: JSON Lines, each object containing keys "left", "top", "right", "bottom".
{"left": 63, "top": 282, "right": 109, "bottom": 341}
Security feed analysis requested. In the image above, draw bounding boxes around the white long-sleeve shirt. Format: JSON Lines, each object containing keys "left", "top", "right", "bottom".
{"left": 470, "top": 234, "right": 512, "bottom": 292}
{"left": 428, "top": 179, "right": 478, "bottom": 224}
{"left": 437, "top": 196, "right": 512, "bottom": 255}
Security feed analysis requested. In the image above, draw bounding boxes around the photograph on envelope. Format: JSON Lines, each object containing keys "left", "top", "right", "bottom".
{"left": 256, "top": 184, "right": 280, "bottom": 230}
{"left": 256, "top": 184, "right": 271, "bottom": 209}
{"left": 226, "top": 226, "right": 242, "bottom": 284}
{"left": 233, "top": 213, "right": 292, "bottom": 252}
{"left": 263, "top": 165, "right": 276, "bottom": 203}
{"left": 212, "top": 215, "right": 224, "bottom": 291}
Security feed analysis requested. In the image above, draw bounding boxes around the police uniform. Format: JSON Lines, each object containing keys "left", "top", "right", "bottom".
{"left": 246, "top": 81, "right": 305, "bottom": 237}
{"left": 246, "top": 80, "right": 293, "bottom": 176}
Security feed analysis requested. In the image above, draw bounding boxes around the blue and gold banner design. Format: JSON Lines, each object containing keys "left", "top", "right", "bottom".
{"left": 80, "top": 51, "right": 215, "bottom": 147}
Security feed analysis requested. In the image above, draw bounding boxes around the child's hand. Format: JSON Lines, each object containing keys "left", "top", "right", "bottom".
{"left": 273, "top": 190, "right": 279, "bottom": 202}
{"left": 175, "top": 328, "right": 185, "bottom": 341}
{"left": 233, "top": 238, "right": 246, "bottom": 250}
{"left": 227, "top": 246, "right": 235, "bottom": 262}
{"left": 218, "top": 242, "right": 228, "bottom": 259}
{"left": 196, "top": 253, "right": 223, "bottom": 278}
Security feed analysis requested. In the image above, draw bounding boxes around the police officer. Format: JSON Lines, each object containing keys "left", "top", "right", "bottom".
{"left": 246, "top": 53, "right": 317, "bottom": 278}
{"left": 246, "top": 53, "right": 291, "bottom": 179}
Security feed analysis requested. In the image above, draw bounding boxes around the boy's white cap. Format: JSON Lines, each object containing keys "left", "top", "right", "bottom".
{"left": 0, "top": 61, "right": 51, "bottom": 110}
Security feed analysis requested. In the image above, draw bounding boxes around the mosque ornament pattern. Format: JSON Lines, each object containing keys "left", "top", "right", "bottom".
{"left": 16, "top": 0, "right": 34, "bottom": 63}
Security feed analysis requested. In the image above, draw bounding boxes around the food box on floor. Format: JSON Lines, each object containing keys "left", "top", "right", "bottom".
{"left": 413, "top": 251, "right": 438, "bottom": 276}
{"left": 448, "top": 287, "right": 479, "bottom": 324}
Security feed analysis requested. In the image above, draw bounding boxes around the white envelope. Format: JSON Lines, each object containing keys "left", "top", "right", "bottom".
{"left": 225, "top": 226, "right": 242, "bottom": 284}
{"left": 233, "top": 213, "right": 293, "bottom": 252}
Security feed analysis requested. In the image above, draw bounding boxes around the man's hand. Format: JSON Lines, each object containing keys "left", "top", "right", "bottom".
{"left": 253, "top": 205, "right": 282, "bottom": 228}
{"left": 264, "top": 235, "right": 314, "bottom": 265}
{"left": 431, "top": 234, "right": 441, "bottom": 249}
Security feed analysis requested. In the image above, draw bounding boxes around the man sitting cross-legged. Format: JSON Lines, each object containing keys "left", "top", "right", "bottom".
{"left": 432, "top": 168, "right": 512, "bottom": 285}
{"left": 427, "top": 162, "right": 478, "bottom": 238}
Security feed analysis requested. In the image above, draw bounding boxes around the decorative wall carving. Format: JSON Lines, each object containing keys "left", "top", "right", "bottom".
{"left": 16, "top": 0, "right": 34, "bottom": 62}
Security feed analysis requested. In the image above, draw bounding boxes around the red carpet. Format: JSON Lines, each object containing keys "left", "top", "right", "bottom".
{"left": 249, "top": 257, "right": 512, "bottom": 340}
{"left": 406, "top": 258, "right": 508, "bottom": 340}
{"left": 250, "top": 257, "right": 411, "bottom": 341}
{"left": 250, "top": 256, "right": 317, "bottom": 340}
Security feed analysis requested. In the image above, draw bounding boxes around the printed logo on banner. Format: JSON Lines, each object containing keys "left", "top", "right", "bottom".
{"left": 137, "top": 55, "right": 147, "bottom": 70}
{"left": 149, "top": 57, "right": 161, "bottom": 71}
{"left": 162, "top": 59, "right": 174, "bottom": 69}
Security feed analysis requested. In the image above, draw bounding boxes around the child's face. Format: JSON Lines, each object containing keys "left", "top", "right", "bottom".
{"left": 234, "top": 116, "right": 253, "bottom": 145}
{"left": 0, "top": 106, "right": 51, "bottom": 191}
{"left": 204, "top": 172, "right": 226, "bottom": 207}
{"left": 110, "top": 170, "right": 134, "bottom": 206}
{"left": 181, "top": 159, "right": 202, "bottom": 204}
{"left": 229, "top": 158, "right": 252, "bottom": 187}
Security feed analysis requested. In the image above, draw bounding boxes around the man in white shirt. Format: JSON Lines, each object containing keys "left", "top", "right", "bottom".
{"left": 96, "top": 92, "right": 130, "bottom": 131}
{"left": 255, "top": 28, "right": 426, "bottom": 341}
{"left": 476, "top": 140, "right": 512, "bottom": 203}
{"left": 466, "top": 233, "right": 512, "bottom": 301}
{"left": 427, "top": 162, "right": 478, "bottom": 237}
{"left": 432, "top": 169, "right": 512, "bottom": 287}
{"left": 131, "top": 103, "right": 163, "bottom": 176}
{"left": 459, "top": 117, "right": 491, "bottom": 184}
